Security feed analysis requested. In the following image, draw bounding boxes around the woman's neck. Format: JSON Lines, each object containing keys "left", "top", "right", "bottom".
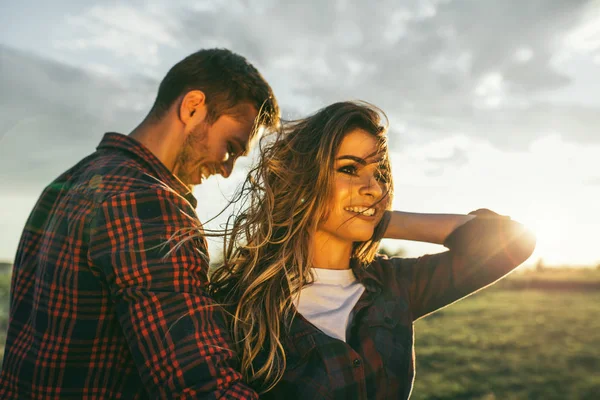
{"left": 310, "top": 231, "right": 353, "bottom": 270}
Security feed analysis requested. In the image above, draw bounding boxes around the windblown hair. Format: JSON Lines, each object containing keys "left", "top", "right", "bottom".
{"left": 209, "top": 101, "right": 393, "bottom": 392}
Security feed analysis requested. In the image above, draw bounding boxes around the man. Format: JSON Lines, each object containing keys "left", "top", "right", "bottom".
{"left": 0, "top": 49, "right": 279, "bottom": 399}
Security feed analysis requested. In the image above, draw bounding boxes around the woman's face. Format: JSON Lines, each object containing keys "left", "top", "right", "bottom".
{"left": 316, "top": 128, "right": 389, "bottom": 245}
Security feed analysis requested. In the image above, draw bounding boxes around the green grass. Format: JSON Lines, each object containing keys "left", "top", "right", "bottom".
{"left": 495, "top": 268, "right": 600, "bottom": 291}
{"left": 412, "top": 289, "right": 600, "bottom": 399}
{"left": 512, "top": 267, "right": 600, "bottom": 283}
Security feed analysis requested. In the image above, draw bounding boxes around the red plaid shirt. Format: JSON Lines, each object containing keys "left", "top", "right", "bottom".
{"left": 0, "top": 133, "right": 257, "bottom": 399}
{"left": 261, "top": 210, "right": 536, "bottom": 399}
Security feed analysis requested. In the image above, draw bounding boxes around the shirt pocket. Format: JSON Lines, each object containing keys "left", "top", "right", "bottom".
{"left": 276, "top": 333, "right": 334, "bottom": 400}
{"left": 284, "top": 331, "right": 317, "bottom": 369}
{"left": 367, "top": 296, "right": 412, "bottom": 379}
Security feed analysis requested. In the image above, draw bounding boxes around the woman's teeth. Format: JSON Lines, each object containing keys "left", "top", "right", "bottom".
{"left": 344, "top": 206, "right": 376, "bottom": 216}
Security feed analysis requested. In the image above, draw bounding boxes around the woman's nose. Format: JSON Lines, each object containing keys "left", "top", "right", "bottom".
{"left": 359, "top": 174, "right": 383, "bottom": 198}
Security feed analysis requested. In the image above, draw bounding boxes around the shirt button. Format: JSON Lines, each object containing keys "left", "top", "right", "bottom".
{"left": 89, "top": 174, "right": 103, "bottom": 189}
{"left": 353, "top": 358, "right": 362, "bottom": 367}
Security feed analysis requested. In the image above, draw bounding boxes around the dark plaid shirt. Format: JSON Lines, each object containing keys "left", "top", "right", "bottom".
{"left": 263, "top": 210, "right": 536, "bottom": 399}
{"left": 0, "top": 133, "right": 257, "bottom": 399}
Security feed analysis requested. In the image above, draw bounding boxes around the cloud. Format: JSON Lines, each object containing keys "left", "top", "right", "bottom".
{"left": 165, "top": 0, "right": 600, "bottom": 149}
{"left": 39, "top": 0, "right": 600, "bottom": 150}
{"left": 53, "top": 3, "right": 181, "bottom": 69}
{"left": 0, "top": 45, "right": 157, "bottom": 193}
{"left": 560, "top": 1, "right": 600, "bottom": 62}
{"left": 424, "top": 146, "right": 469, "bottom": 177}
{"left": 2, "top": 0, "right": 599, "bottom": 195}
{"left": 388, "top": 133, "right": 600, "bottom": 265}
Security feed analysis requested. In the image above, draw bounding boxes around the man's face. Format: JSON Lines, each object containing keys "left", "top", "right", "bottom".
{"left": 174, "top": 105, "right": 258, "bottom": 186}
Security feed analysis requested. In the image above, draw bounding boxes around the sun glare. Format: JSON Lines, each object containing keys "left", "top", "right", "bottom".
{"left": 526, "top": 217, "right": 564, "bottom": 265}
{"left": 519, "top": 209, "right": 594, "bottom": 267}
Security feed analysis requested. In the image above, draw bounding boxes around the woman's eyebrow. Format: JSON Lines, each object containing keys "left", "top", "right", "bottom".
{"left": 336, "top": 155, "right": 366, "bottom": 165}
{"left": 336, "top": 154, "right": 385, "bottom": 165}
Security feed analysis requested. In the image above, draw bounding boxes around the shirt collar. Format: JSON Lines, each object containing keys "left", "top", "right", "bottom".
{"left": 284, "top": 259, "right": 383, "bottom": 343}
{"left": 96, "top": 132, "right": 197, "bottom": 208}
{"left": 352, "top": 258, "right": 384, "bottom": 293}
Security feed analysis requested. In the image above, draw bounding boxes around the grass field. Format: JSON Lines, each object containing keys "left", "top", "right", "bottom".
{"left": 412, "top": 288, "right": 600, "bottom": 399}
{"left": 0, "top": 267, "right": 598, "bottom": 399}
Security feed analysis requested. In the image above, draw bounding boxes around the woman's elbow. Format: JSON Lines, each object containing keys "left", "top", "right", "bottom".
{"left": 505, "top": 222, "right": 537, "bottom": 267}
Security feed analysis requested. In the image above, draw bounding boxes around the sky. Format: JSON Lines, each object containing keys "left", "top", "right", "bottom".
{"left": 1, "top": 0, "right": 599, "bottom": 267}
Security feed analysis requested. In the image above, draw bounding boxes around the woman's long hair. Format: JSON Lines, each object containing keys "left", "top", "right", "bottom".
{"left": 209, "top": 101, "right": 394, "bottom": 392}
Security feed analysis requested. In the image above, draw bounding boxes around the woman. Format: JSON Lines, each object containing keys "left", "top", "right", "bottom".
{"left": 210, "top": 101, "right": 536, "bottom": 399}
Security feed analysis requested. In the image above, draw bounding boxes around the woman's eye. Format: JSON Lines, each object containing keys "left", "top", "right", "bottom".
{"left": 338, "top": 165, "right": 357, "bottom": 175}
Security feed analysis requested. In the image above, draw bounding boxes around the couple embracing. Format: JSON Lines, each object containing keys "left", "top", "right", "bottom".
{"left": 0, "top": 49, "right": 535, "bottom": 399}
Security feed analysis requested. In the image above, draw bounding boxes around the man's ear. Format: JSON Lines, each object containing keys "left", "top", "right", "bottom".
{"left": 179, "top": 90, "right": 208, "bottom": 127}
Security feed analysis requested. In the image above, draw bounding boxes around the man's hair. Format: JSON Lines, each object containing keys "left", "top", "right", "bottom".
{"left": 148, "top": 48, "right": 279, "bottom": 130}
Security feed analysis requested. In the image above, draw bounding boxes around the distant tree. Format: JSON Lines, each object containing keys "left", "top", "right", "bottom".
{"left": 378, "top": 246, "right": 406, "bottom": 258}
{"left": 209, "top": 256, "right": 224, "bottom": 274}
{"left": 0, "top": 261, "right": 13, "bottom": 273}
{"left": 535, "top": 258, "right": 545, "bottom": 272}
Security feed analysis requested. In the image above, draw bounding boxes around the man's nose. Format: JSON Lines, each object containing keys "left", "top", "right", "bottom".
{"left": 220, "top": 159, "right": 233, "bottom": 178}
{"left": 218, "top": 151, "right": 234, "bottom": 178}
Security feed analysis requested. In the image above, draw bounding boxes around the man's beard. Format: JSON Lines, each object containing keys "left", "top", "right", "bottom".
{"left": 174, "top": 123, "right": 209, "bottom": 186}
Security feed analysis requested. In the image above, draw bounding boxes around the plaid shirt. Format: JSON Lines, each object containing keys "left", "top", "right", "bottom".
{"left": 262, "top": 210, "right": 536, "bottom": 399}
{"left": 0, "top": 133, "right": 257, "bottom": 399}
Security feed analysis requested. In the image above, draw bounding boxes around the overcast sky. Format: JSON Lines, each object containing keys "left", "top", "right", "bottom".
{"left": 1, "top": 0, "right": 600, "bottom": 266}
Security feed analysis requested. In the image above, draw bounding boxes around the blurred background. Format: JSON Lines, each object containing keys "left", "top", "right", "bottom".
{"left": 1, "top": 0, "right": 599, "bottom": 398}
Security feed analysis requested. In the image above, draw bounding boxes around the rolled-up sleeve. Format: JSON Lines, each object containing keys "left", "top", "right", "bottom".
{"left": 391, "top": 209, "right": 536, "bottom": 321}
{"left": 88, "top": 187, "right": 257, "bottom": 399}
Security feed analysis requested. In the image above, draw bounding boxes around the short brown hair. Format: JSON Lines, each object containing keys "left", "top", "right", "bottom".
{"left": 149, "top": 48, "right": 279, "bottom": 131}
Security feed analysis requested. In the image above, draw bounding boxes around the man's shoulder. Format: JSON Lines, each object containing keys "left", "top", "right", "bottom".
{"left": 76, "top": 150, "right": 172, "bottom": 196}
{"left": 90, "top": 151, "right": 159, "bottom": 189}
{"left": 45, "top": 148, "right": 184, "bottom": 209}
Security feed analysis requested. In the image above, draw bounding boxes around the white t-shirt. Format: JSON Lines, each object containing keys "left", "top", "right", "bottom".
{"left": 293, "top": 268, "right": 366, "bottom": 342}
